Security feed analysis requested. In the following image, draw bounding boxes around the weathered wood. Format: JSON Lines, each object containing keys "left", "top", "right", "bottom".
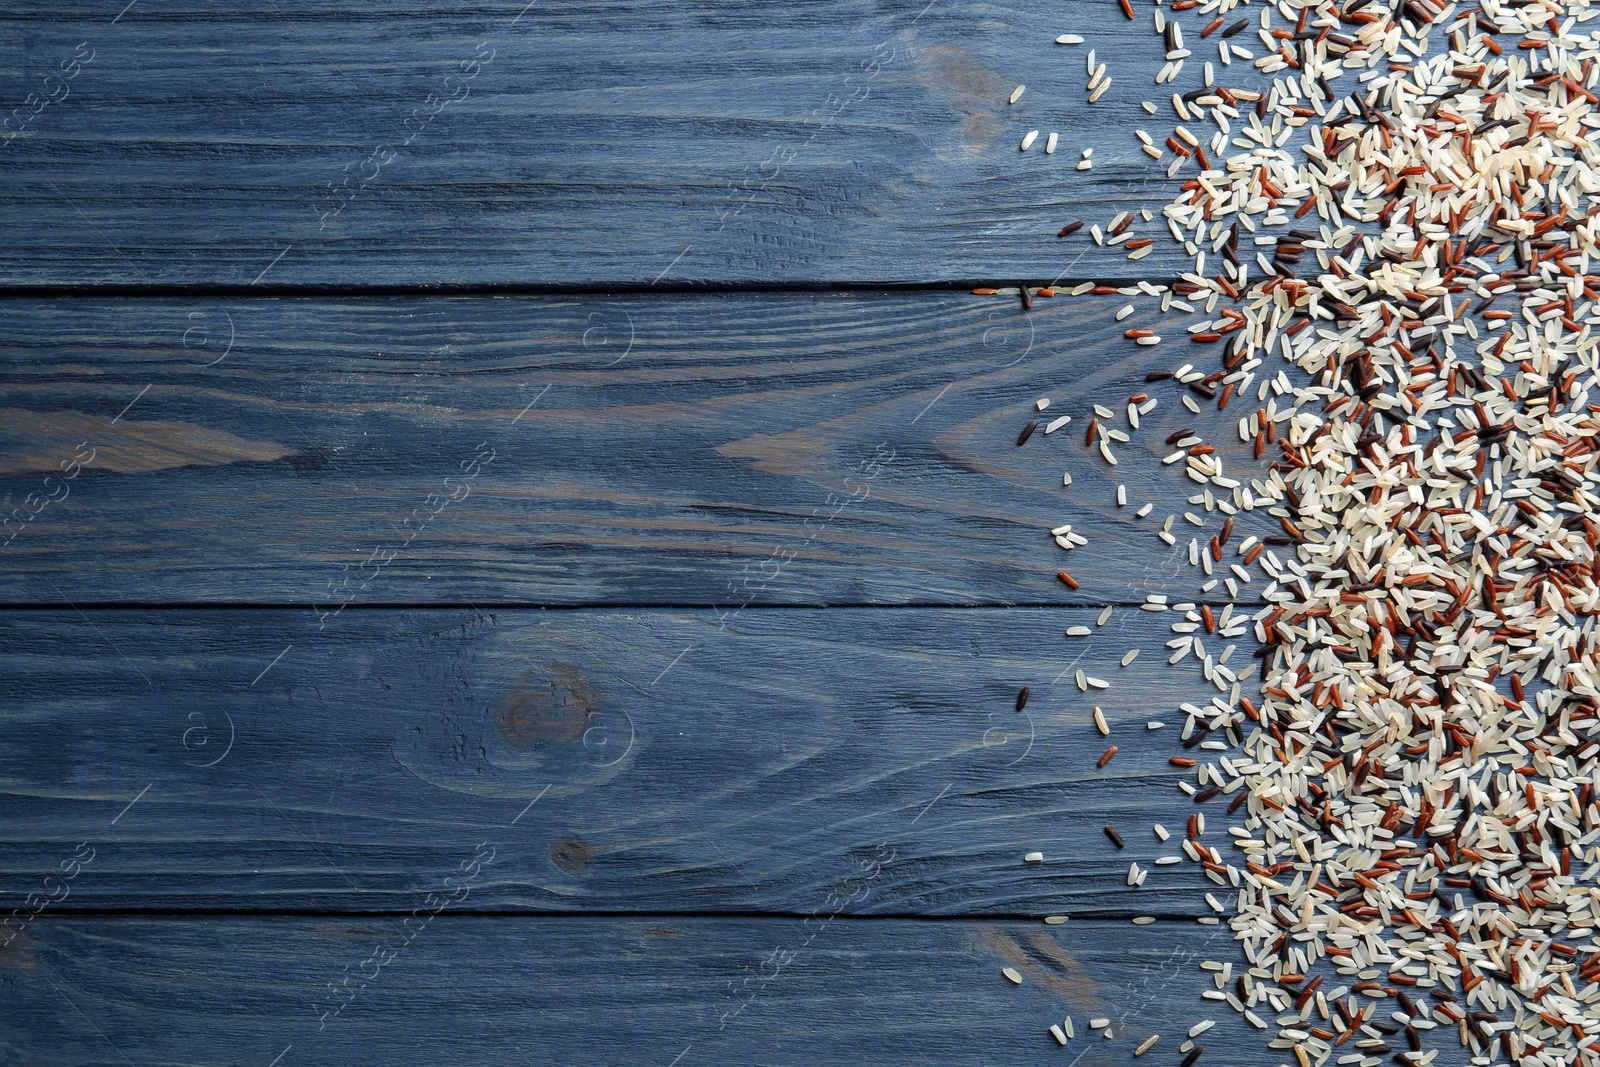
{"left": 0, "top": 1, "right": 1273, "bottom": 287}
{"left": 0, "top": 916, "right": 1285, "bottom": 1066}
{"left": 0, "top": 606, "right": 1255, "bottom": 915}
{"left": 0, "top": 293, "right": 1267, "bottom": 606}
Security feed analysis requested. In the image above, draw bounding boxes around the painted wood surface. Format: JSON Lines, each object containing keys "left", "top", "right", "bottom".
{"left": 0, "top": 1, "right": 1275, "bottom": 287}
{"left": 0, "top": 606, "right": 1255, "bottom": 915}
{"left": 0, "top": 6, "right": 1307, "bottom": 1061}
{"left": 0, "top": 916, "right": 1283, "bottom": 1067}
{"left": 0, "top": 293, "right": 1267, "bottom": 606}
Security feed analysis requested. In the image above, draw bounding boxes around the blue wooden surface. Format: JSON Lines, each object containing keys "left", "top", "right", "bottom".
{"left": 1, "top": 917, "right": 1289, "bottom": 1067}
{"left": 0, "top": 293, "right": 1258, "bottom": 606}
{"left": 0, "top": 607, "right": 1250, "bottom": 915}
{"left": 0, "top": 1, "right": 1268, "bottom": 286}
{"left": 0, "top": 3, "right": 1301, "bottom": 1063}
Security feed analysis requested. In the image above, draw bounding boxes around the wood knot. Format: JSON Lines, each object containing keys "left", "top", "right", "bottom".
{"left": 495, "top": 663, "right": 601, "bottom": 753}
{"left": 549, "top": 835, "right": 591, "bottom": 874}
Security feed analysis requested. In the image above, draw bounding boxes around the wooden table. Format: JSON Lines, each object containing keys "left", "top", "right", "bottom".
{"left": 0, "top": 3, "right": 1285, "bottom": 1063}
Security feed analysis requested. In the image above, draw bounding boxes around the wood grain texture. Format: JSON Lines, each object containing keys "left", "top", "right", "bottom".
{"left": 0, "top": 1, "right": 1275, "bottom": 287}
{"left": 0, "top": 916, "right": 1284, "bottom": 1067}
{"left": 2, "top": 5, "right": 1317, "bottom": 1056}
{"left": 0, "top": 607, "right": 1256, "bottom": 915}
{"left": 0, "top": 293, "right": 1270, "bottom": 606}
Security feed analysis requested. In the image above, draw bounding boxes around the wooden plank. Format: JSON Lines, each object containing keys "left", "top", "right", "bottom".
{"left": 0, "top": 606, "right": 1256, "bottom": 915}
{"left": 0, "top": 1, "right": 1274, "bottom": 287}
{"left": 0, "top": 293, "right": 1270, "bottom": 606}
{"left": 1, "top": 916, "right": 1286, "bottom": 1066}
